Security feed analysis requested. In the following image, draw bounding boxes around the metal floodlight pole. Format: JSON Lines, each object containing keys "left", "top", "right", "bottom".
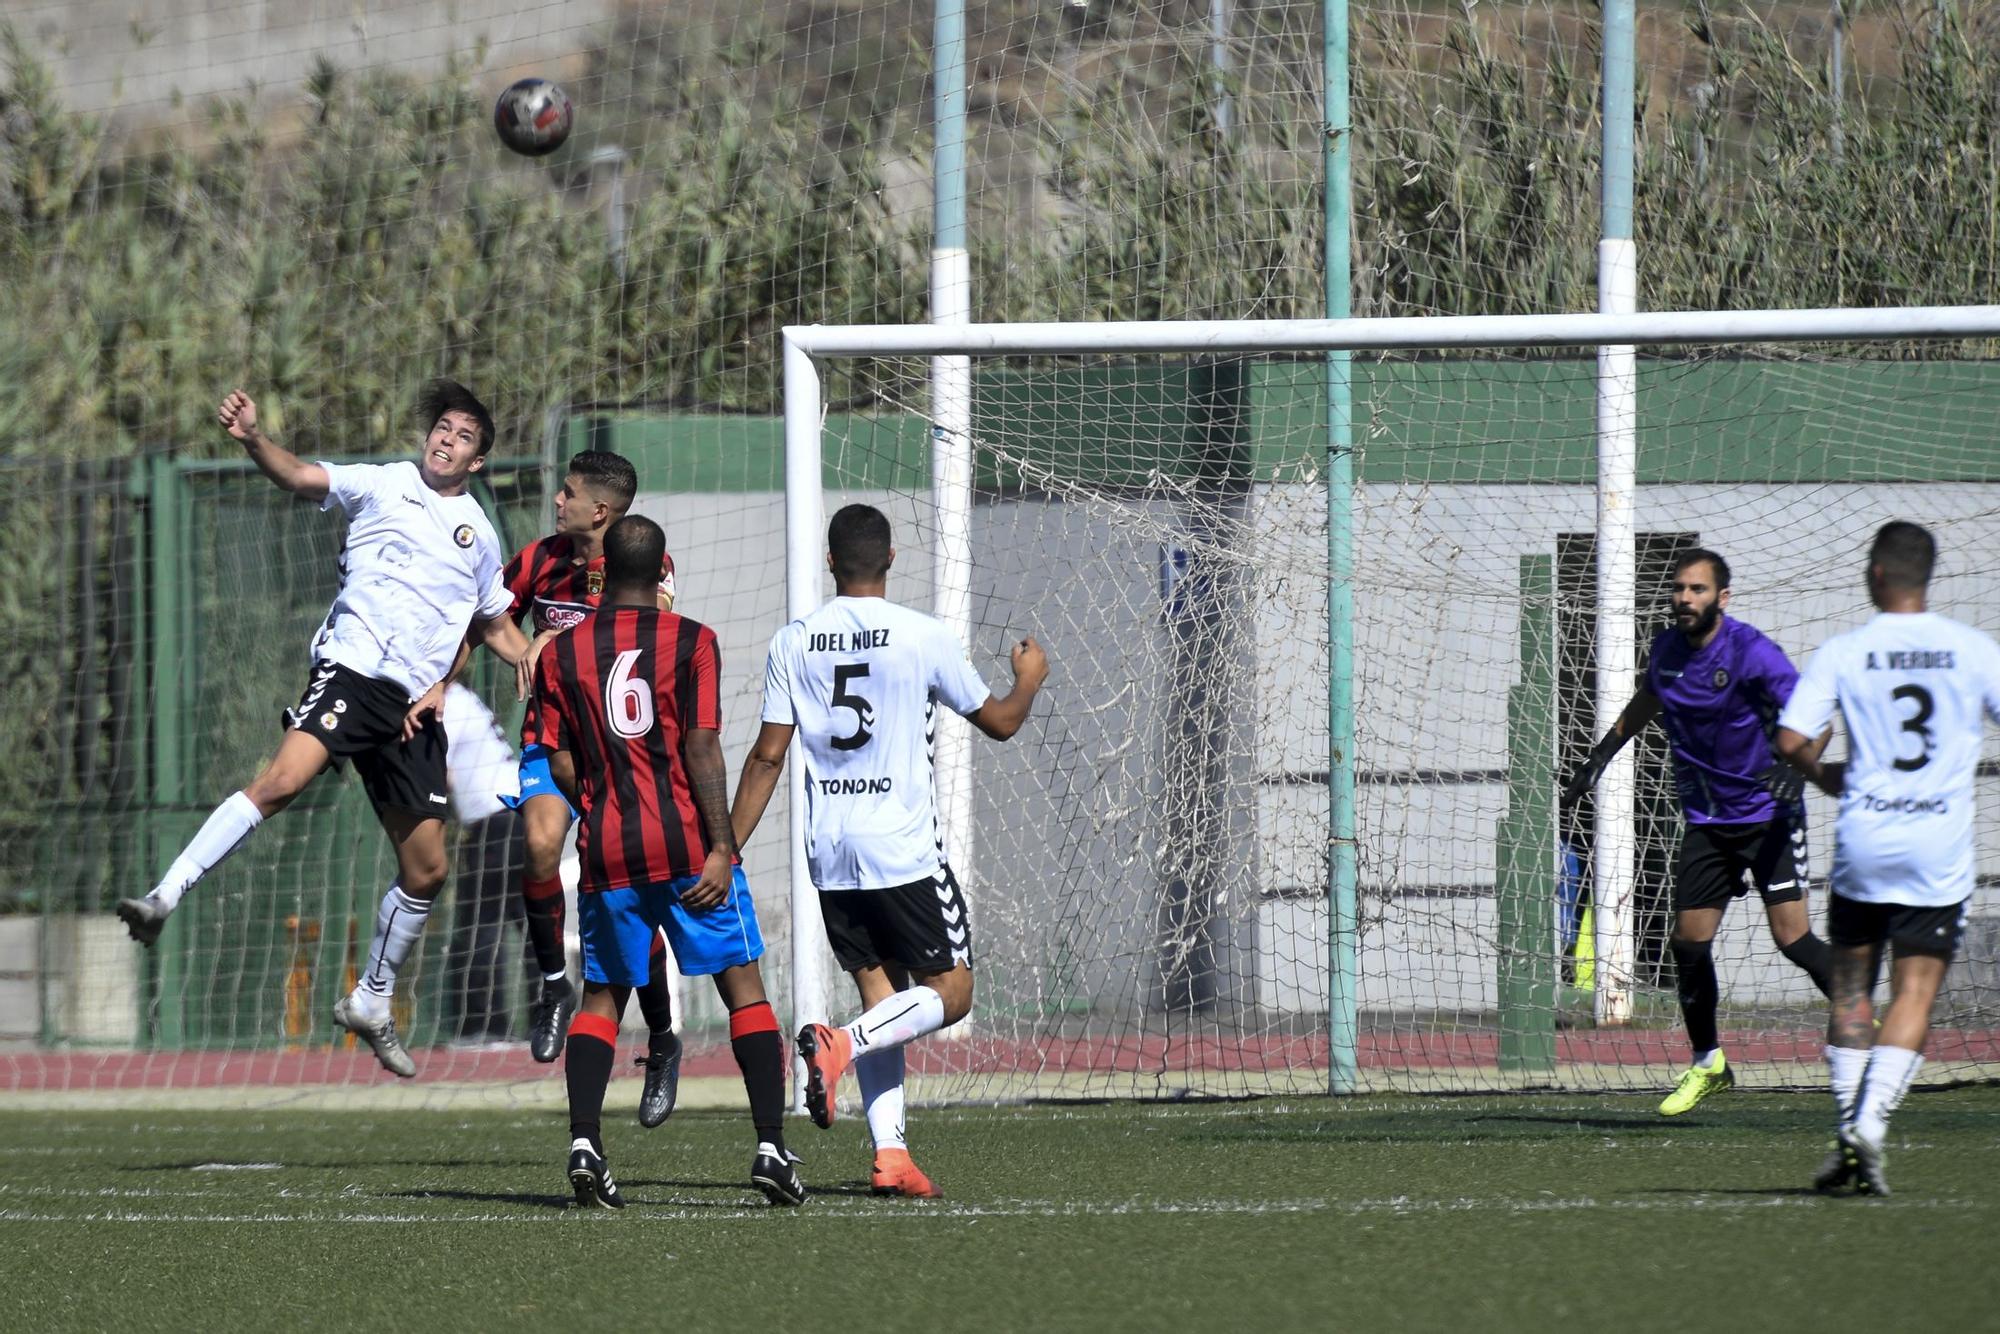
{"left": 1595, "top": 0, "right": 1640, "bottom": 1027}
{"left": 931, "top": 0, "right": 977, "bottom": 943}
{"left": 1324, "top": 0, "right": 1359, "bottom": 1093}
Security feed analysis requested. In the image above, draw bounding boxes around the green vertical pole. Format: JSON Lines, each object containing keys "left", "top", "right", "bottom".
{"left": 1324, "top": 0, "right": 1358, "bottom": 1094}
{"left": 1498, "top": 555, "right": 1557, "bottom": 1077}
{"left": 148, "top": 455, "right": 187, "bottom": 1046}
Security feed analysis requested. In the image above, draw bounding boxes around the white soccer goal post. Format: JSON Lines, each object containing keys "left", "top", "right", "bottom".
{"left": 782, "top": 305, "right": 2000, "bottom": 1102}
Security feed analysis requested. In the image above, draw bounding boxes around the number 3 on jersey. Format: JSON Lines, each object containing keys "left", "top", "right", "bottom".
{"left": 1891, "top": 682, "right": 1934, "bottom": 771}
{"left": 607, "top": 648, "right": 655, "bottom": 739}
{"left": 831, "top": 663, "right": 875, "bottom": 751}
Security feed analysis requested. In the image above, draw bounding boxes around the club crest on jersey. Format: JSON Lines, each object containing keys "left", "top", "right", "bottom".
{"left": 1712, "top": 668, "right": 1729, "bottom": 689}
{"left": 319, "top": 712, "right": 339, "bottom": 731}
{"left": 587, "top": 568, "right": 604, "bottom": 596}
{"left": 453, "top": 523, "right": 476, "bottom": 549}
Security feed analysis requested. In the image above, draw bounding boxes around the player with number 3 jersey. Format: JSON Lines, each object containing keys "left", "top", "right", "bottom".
{"left": 1777, "top": 520, "right": 2000, "bottom": 1195}
{"left": 732, "top": 504, "right": 1049, "bottom": 1198}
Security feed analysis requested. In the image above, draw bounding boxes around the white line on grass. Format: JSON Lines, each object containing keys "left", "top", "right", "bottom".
{"left": 0, "top": 1194, "right": 1984, "bottom": 1225}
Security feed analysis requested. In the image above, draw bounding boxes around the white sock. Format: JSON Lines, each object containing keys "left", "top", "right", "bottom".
{"left": 857, "top": 1047, "right": 907, "bottom": 1151}
{"left": 357, "top": 885, "right": 431, "bottom": 1006}
{"left": 148, "top": 792, "right": 263, "bottom": 912}
{"left": 1854, "top": 1044, "right": 1923, "bottom": 1145}
{"left": 1826, "top": 1044, "right": 1869, "bottom": 1124}
{"left": 1692, "top": 1048, "right": 1720, "bottom": 1071}
{"left": 844, "top": 986, "right": 948, "bottom": 1055}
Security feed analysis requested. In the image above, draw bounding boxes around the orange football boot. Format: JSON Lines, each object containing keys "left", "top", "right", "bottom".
{"left": 796, "top": 1023, "right": 853, "bottom": 1129}
{"left": 871, "top": 1148, "right": 943, "bottom": 1198}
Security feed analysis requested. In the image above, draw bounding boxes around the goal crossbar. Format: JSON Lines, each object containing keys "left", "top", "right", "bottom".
{"left": 783, "top": 304, "right": 2000, "bottom": 359}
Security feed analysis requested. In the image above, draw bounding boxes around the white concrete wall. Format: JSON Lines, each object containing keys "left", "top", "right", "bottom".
{"left": 614, "top": 477, "right": 2000, "bottom": 1022}
{"left": 1252, "top": 480, "right": 2000, "bottom": 1011}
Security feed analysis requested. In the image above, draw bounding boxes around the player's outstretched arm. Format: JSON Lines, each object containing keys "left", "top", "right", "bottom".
{"left": 1560, "top": 687, "right": 1661, "bottom": 804}
{"left": 1775, "top": 725, "right": 1843, "bottom": 797}
{"left": 680, "top": 727, "right": 737, "bottom": 912}
{"left": 469, "top": 612, "right": 536, "bottom": 700}
{"left": 968, "top": 636, "right": 1050, "bottom": 741}
{"left": 731, "top": 721, "right": 794, "bottom": 851}
{"left": 218, "top": 390, "right": 329, "bottom": 500}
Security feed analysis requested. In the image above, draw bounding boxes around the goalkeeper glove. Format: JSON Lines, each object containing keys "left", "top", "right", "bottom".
{"left": 1759, "top": 761, "right": 1807, "bottom": 810}
{"left": 1561, "top": 732, "right": 1624, "bottom": 806}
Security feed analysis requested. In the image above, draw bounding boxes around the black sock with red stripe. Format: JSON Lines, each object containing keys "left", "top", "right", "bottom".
{"left": 729, "top": 1002, "right": 786, "bottom": 1154}
{"left": 637, "top": 934, "right": 674, "bottom": 1035}
{"left": 523, "top": 874, "right": 567, "bottom": 979}
{"left": 565, "top": 1010, "right": 619, "bottom": 1156}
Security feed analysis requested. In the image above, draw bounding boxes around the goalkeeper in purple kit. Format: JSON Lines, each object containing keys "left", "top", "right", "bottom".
{"left": 1564, "top": 549, "right": 1836, "bottom": 1114}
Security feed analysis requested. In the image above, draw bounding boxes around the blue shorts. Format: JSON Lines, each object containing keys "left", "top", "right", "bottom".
{"left": 499, "top": 743, "right": 578, "bottom": 819}
{"left": 579, "top": 867, "right": 764, "bottom": 982}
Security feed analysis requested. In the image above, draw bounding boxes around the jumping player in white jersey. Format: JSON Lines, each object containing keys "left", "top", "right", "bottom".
{"left": 1775, "top": 521, "right": 2000, "bottom": 1196}
{"left": 115, "top": 382, "right": 534, "bottom": 1079}
{"left": 730, "top": 504, "right": 1049, "bottom": 1197}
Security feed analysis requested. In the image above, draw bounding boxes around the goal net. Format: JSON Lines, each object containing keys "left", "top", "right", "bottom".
{"left": 9, "top": 310, "right": 2000, "bottom": 1107}
{"left": 775, "top": 309, "right": 2000, "bottom": 1102}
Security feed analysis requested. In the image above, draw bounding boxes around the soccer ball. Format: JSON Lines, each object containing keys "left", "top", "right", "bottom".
{"left": 493, "top": 78, "right": 573, "bottom": 157}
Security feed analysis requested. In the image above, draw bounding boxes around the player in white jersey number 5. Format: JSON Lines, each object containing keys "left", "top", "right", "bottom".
{"left": 730, "top": 504, "right": 1049, "bottom": 1198}
{"left": 1775, "top": 521, "right": 2000, "bottom": 1196}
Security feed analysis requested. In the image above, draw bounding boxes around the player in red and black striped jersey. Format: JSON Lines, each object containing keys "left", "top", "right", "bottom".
{"left": 499, "top": 451, "right": 681, "bottom": 1122}
{"left": 532, "top": 515, "right": 801, "bottom": 1208}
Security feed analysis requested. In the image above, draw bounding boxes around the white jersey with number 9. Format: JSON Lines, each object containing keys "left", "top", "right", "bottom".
{"left": 761, "top": 596, "right": 993, "bottom": 890}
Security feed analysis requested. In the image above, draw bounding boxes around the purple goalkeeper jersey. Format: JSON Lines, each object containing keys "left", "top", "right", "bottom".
{"left": 1646, "top": 616, "right": 1799, "bottom": 825}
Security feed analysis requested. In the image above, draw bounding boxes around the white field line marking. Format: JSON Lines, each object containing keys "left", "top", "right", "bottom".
{"left": 0, "top": 1186, "right": 223, "bottom": 1200}
{"left": 189, "top": 1162, "right": 283, "bottom": 1172}
{"left": 0, "top": 1195, "right": 1984, "bottom": 1225}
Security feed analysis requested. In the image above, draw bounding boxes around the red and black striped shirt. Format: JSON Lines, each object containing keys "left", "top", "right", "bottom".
{"left": 504, "top": 533, "right": 677, "bottom": 739}
{"left": 529, "top": 606, "right": 721, "bottom": 891}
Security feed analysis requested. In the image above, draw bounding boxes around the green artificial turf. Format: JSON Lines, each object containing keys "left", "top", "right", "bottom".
{"left": 2, "top": 1089, "right": 1996, "bottom": 1332}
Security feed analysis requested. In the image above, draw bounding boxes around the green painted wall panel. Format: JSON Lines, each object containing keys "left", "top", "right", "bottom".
{"left": 566, "top": 360, "right": 2000, "bottom": 490}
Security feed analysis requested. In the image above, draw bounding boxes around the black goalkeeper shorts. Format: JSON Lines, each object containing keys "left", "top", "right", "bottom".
{"left": 1676, "top": 818, "right": 1808, "bottom": 912}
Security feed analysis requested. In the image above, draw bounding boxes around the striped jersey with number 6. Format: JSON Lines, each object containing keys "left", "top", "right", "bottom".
{"left": 529, "top": 606, "right": 722, "bottom": 891}
{"left": 760, "top": 597, "right": 993, "bottom": 890}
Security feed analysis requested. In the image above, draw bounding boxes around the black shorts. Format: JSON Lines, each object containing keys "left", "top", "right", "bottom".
{"left": 819, "top": 867, "right": 972, "bottom": 974}
{"left": 1676, "top": 818, "right": 1808, "bottom": 912}
{"left": 1826, "top": 891, "right": 1968, "bottom": 958}
{"left": 283, "top": 660, "right": 449, "bottom": 818}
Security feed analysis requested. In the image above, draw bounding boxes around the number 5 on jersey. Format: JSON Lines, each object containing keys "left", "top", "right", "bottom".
{"left": 607, "top": 648, "right": 655, "bottom": 739}
{"left": 831, "top": 663, "right": 874, "bottom": 751}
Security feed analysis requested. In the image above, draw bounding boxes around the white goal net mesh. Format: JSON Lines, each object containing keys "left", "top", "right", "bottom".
{"left": 787, "top": 341, "right": 2000, "bottom": 1101}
